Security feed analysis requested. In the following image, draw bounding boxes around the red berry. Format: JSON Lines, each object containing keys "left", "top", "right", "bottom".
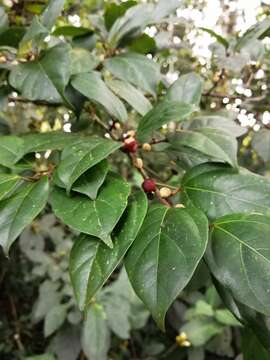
{"left": 142, "top": 179, "right": 156, "bottom": 193}
{"left": 123, "top": 137, "right": 138, "bottom": 153}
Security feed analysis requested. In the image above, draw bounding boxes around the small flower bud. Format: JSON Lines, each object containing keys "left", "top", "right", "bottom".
{"left": 134, "top": 157, "right": 144, "bottom": 169}
{"left": 0, "top": 55, "right": 7, "bottom": 63}
{"left": 142, "top": 143, "right": 152, "bottom": 152}
{"left": 176, "top": 332, "right": 191, "bottom": 347}
{"left": 175, "top": 203, "right": 185, "bottom": 209}
{"left": 159, "top": 187, "right": 172, "bottom": 198}
{"left": 127, "top": 130, "right": 136, "bottom": 138}
{"left": 114, "top": 122, "right": 121, "bottom": 130}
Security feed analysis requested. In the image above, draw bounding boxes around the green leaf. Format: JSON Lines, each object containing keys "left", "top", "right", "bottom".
{"left": 104, "top": 53, "right": 161, "bottom": 96}
{"left": 71, "top": 72, "right": 128, "bottom": 122}
{"left": 168, "top": 127, "right": 238, "bottom": 167}
{"left": 19, "top": 16, "right": 48, "bottom": 50}
{"left": 69, "top": 190, "right": 147, "bottom": 310}
{"left": 242, "top": 328, "right": 270, "bottom": 360}
{"left": 53, "top": 26, "right": 92, "bottom": 37}
{"left": 152, "top": 0, "right": 180, "bottom": 21}
{"left": 51, "top": 173, "right": 131, "bottom": 247}
{"left": 0, "top": 7, "right": 8, "bottom": 33}
{"left": 108, "top": 4, "right": 154, "bottom": 47}
{"left": 129, "top": 33, "right": 156, "bottom": 54}
{"left": 200, "top": 27, "right": 229, "bottom": 49}
{"left": 40, "top": 0, "right": 65, "bottom": 30}
{"left": 252, "top": 129, "right": 270, "bottom": 163}
{"left": 215, "top": 309, "right": 241, "bottom": 326}
{"left": 0, "top": 135, "right": 24, "bottom": 166}
{"left": 0, "top": 174, "right": 23, "bottom": 201}
{"left": 0, "top": 176, "right": 49, "bottom": 253}
{"left": 236, "top": 18, "right": 270, "bottom": 51}
{"left": 72, "top": 160, "right": 109, "bottom": 200}
{"left": 206, "top": 213, "right": 270, "bottom": 316}
{"left": 186, "top": 115, "right": 247, "bottom": 137}
{"left": 9, "top": 43, "right": 71, "bottom": 104}
{"left": 44, "top": 304, "right": 67, "bottom": 337}
{"left": 82, "top": 304, "right": 110, "bottom": 360}
{"left": 106, "top": 79, "right": 152, "bottom": 116}
{"left": 182, "top": 318, "right": 223, "bottom": 347}
{"left": 21, "top": 132, "right": 80, "bottom": 154}
{"left": 24, "top": 355, "right": 56, "bottom": 360}
{"left": 182, "top": 163, "right": 270, "bottom": 220}
{"left": 125, "top": 205, "right": 208, "bottom": 329}
{"left": 137, "top": 100, "right": 196, "bottom": 142}
{"left": 166, "top": 72, "right": 203, "bottom": 106}
{"left": 0, "top": 27, "right": 26, "bottom": 47}
{"left": 104, "top": 1, "right": 137, "bottom": 31}
{"left": 70, "top": 48, "right": 99, "bottom": 75}
{"left": 55, "top": 137, "right": 121, "bottom": 193}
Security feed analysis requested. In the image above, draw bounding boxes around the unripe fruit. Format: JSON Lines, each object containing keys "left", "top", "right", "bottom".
{"left": 142, "top": 178, "right": 156, "bottom": 193}
{"left": 142, "top": 143, "right": 152, "bottom": 152}
{"left": 123, "top": 137, "right": 138, "bottom": 153}
{"left": 159, "top": 187, "right": 172, "bottom": 198}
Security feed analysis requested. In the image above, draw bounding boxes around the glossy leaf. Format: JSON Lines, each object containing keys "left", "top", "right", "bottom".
{"left": 71, "top": 72, "right": 128, "bottom": 122}
{"left": 82, "top": 304, "right": 110, "bottom": 360}
{"left": 69, "top": 190, "right": 148, "bottom": 310}
{"left": 40, "top": 0, "right": 65, "bottom": 30}
{"left": 51, "top": 173, "right": 131, "bottom": 247}
{"left": 125, "top": 205, "right": 208, "bottom": 329}
{"left": 108, "top": 4, "right": 154, "bottom": 47}
{"left": 134, "top": 33, "right": 157, "bottom": 54}
{"left": 70, "top": 48, "right": 100, "bottom": 75}
{"left": 152, "top": 0, "right": 180, "bottom": 21}
{"left": 0, "top": 135, "right": 24, "bottom": 166}
{"left": 21, "top": 132, "right": 80, "bottom": 154}
{"left": 20, "top": 16, "right": 48, "bottom": 50}
{"left": 137, "top": 100, "right": 196, "bottom": 142}
{"left": 106, "top": 79, "right": 152, "bottom": 116}
{"left": 252, "top": 129, "right": 270, "bottom": 163}
{"left": 166, "top": 72, "right": 203, "bottom": 106}
{"left": 104, "top": 53, "right": 161, "bottom": 96}
{"left": 242, "top": 328, "right": 270, "bottom": 360}
{"left": 9, "top": 43, "right": 71, "bottom": 104}
{"left": 206, "top": 213, "right": 270, "bottom": 316}
{"left": 53, "top": 26, "right": 92, "bottom": 37}
{"left": 182, "top": 163, "right": 270, "bottom": 220}
{"left": 0, "top": 174, "right": 23, "bottom": 201}
{"left": 72, "top": 160, "right": 109, "bottom": 200}
{"left": 55, "top": 137, "right": 121, "bottom": 193}
{"left": 186, "top": 115, "right": 247, "bottom": 137}
{"left": 104, "top": 1, "right": 137, "bottom": 30}
{"left": 236, "top": 18, "right": 270, "bottom": 51}
{"left": 0, "top": 176, "right": 49, "bottom": 253}
{"left": 168, "top": 127, "right": 238, "bottom": 167}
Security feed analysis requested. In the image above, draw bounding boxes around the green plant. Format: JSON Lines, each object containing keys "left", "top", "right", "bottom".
{"left": 1, "top": 0, "right": 270, "bottom": 359}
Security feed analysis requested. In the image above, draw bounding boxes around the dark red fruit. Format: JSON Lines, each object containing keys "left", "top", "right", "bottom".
{"left": 123, "top": 137, "right": 138, "bottom": 153}
{"left": 142, "top": 179, "right": 156, "bottom": 193}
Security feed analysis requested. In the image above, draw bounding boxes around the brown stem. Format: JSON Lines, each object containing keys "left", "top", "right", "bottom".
{"left": 92, "top": 113, "right": 172, "bottom": 207}
{"left": 8, "top": 295, "right": 24, "bottom": 352}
